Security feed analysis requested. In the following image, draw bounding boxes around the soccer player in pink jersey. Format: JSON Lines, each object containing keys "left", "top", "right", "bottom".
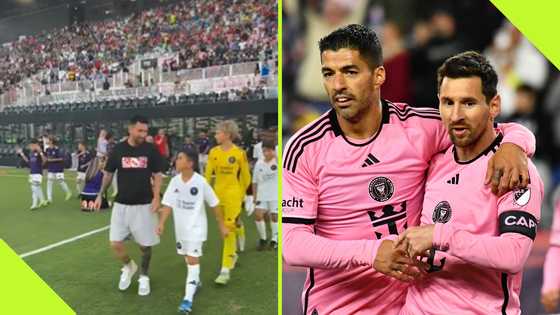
{"left": 282, "top": 24, "right": 537, "bottom": 315}
{"left": 541, "top": 199, "right": 560, "bottom": 312}
{"left": 396, "top": 51, "right": 543, "bottom": 315}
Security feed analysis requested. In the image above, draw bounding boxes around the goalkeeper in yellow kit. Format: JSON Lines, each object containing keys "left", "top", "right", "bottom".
{"left": 205, "top": 120, "right": 251, "bottom": 285}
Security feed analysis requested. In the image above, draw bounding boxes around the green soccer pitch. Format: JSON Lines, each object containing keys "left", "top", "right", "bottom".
{"left": 0, "top": 168, "right": 277, "bottom": 315}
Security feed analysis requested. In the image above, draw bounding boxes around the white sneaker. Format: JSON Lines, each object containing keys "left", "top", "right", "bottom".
{"left": 138, "top": 275, "right": 151, "bottom": 296}
{"left": 118, "top": 260, "right": 137, "bottom": 291}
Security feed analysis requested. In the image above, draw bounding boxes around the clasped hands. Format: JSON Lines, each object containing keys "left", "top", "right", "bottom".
{"left": 373, "top": 225, "right": 435, "bottom": 282}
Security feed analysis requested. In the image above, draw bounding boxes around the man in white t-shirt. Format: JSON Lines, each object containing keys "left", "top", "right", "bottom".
{"left": 157, "top": 149, "right": 228, "bottom": 314}
{"left": 252, "top": 140, "right": 278, "bottom": 250}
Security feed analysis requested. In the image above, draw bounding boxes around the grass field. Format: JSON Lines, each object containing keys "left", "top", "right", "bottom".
{"left": 0, "top": 168, "right": 277, "bottom": 315}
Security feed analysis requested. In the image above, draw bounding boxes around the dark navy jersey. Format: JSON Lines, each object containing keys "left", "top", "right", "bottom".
{"left": 28, "top": 151, "right": 43, "bottom": 174}
{"left": 77, "top": 150, "right": 93, "bottom": 172}
{"left": 82, "top": 171, "right": 103, "bottom": 195}
{"left": 45, "top": 147, "right": 64, "bottom": 172}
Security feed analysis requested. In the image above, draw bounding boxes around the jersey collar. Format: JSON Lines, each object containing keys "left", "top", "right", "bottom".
{"left": 329, "top": 99, "right": 389, "bottom": 146}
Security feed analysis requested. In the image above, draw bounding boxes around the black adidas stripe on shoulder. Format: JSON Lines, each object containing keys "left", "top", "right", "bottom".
{"left": 387, "top": 103, "right": 441, "bottom": 121}
{"left": 284, "top": 116, "right": 332, "bottom": 173}
{"left": 283, "top": 115, "right": 329, "bottom": 167}
{"left": 388, "top": 110, "right": 442, "bottom": 121}
{"left": 288, "top": 126, "right": 333, "bottom": 173}
{"left": 387, "top": 102, "right": 440, "bottom": 115}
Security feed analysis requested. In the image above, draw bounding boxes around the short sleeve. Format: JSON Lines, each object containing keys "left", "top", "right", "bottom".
{"left": 282, "top": 141, "right": 319, "bottom": 222}
{"left": 161, "top": 179, "right": 176, "bottom": 208}
{"left": 203, "top": 180, "right": 220, "bottom": 207}
{"left": 149, "top": 144, "right": 164, "bottom": 173}
{"left": 105, "top": 147, "right": 119, "bottom": 173}
{"left": 497, "top": 163, "right": 543, "bottom": 240}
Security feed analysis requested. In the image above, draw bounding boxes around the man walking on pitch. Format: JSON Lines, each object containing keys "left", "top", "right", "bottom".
{"left": 94, "top": 115, "right": 164, "bottom": 296}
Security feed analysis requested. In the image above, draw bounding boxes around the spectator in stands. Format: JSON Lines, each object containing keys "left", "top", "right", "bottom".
{"left": 96, "top": 129, "right": 108, "bottom": 157}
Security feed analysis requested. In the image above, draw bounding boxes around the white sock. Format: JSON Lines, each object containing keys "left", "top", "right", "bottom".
{"left": 31, "top": 185, "right": 38, "bottom": 207}
{"left": 37, "top": 185, "right": 45, "bottom": 202}
{"left": 271, "top": 220, "right": 278, "bottom": 242}
{"left": 185, "top": 264, "right": 200, "bottom": 301}
{"left": 255, "top": 220, "right": 266, "bottom": 240}
{"left": 60, "top": 180, "right": 70, "bottom": 194}
{"left": 220, "top": 267, "right": 229, "bottom": 274}
{"left": 47, "top": 179, "right": 53, "bottom": 200}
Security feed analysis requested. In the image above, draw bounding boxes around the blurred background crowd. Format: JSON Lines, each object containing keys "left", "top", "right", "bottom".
{"left": 0, "top": 0, "right": 277, "bottom": 96}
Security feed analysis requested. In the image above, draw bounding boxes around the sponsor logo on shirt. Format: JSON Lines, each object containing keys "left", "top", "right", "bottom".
{"left": 368, "top": 176, "right": 394, "bottom": 202}
{"left": 367, "top": 201, "right": 407, "bottom": 239}
{"left": 432, "top": 201, "right": 452, "bottom": 223}
{"left": 282, "top": 197, "right": 304, "bottom": 209}
{"left": 121, "top": 156, "right": 148, "bottom": 168}
{"left": 513, "top": 188, "right": 531, "bottom": 206}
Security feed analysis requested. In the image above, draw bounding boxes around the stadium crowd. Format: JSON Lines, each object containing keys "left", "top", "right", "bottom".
{"left": 0, "top": 0, "right": 277, "bottom": 96}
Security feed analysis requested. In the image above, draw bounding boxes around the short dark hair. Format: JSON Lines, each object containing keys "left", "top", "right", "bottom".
{"left": 130, "top": 115, "right": 149, "bottom": 125}
{"left": 30, "top": 139, "right": 38, "bottom": 144}
{"left": 262, "top": 139, "right": 276, "bottom": 150}
{"left": 437, "top": 51, "right": 498, "bottom": 102}
{"left": 178, "top": 149, "right": 199, "bottom": 172}
{"left": 105, "top": 132, "right": 114, "bottom": 140}
{"left": 319, "top": 24, "right": 383, "bottom": 68}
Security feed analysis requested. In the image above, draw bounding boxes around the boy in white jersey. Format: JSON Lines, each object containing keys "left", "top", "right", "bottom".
{"left": 252, "top": 140, "right": 279, "bottom": 250}
{"left": 157, "top": 150, "right": 228, "bottom": 314}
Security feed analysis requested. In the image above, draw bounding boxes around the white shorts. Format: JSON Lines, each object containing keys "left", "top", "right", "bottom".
{"left": 29, "top": 174, "right": 43, "bottom": 184}
{"left": 47, "top": 172, "right": 65, "bottom": 180}
{"left": 110, "top": 203, "right": 160, "bottom": 247}
{"left": 176, "top": 240, "right": 203, "bottom": 257}
{"left": 76, "top": 172, "right": 86, "bottom": 181}
{"left": 256, "top": 200, "right": 278, "bottom": 214}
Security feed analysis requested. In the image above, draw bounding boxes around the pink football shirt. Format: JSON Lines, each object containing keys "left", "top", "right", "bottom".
{"left": 401, "top": 133, "right": 543, "bottom": 315}
{"left": 282, "top": 100, "right": 536, "bottom": 315}
{"left": 542, "top": 199, "right": 560, "bottom": 294}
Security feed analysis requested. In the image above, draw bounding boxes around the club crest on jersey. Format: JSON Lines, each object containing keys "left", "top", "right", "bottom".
{"left": 271, "top": 164, "right": 277, "bottom": 170}
{"left": 368, "top": 176, "right": 394, "bottom": 202}
{"left": 432, "top": 201, "right": 452, "bottom": 223}
{"left": 227, "top": 156, "right": 236, "bottom": 164}
{"left": 513, "top": 188, "right": 531, "bottom": 206}
{"left": 190, "top": 187, "right": 198, "bottom": 195}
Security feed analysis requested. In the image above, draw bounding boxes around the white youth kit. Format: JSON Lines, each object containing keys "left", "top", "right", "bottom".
{"left": 162, "top": 172, "right": 220, "bottom": 257}
{"left": 253, "top": 158, "right": 278, "bottom": 213}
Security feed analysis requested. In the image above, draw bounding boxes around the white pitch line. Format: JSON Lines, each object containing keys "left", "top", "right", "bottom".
{"left": 20, "top": 225, "right": 110, "bottom": 258}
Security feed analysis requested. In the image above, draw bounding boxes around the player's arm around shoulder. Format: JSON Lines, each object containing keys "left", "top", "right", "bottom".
{"left": 487, "top": 124, "right": 536, "bottom": 195}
